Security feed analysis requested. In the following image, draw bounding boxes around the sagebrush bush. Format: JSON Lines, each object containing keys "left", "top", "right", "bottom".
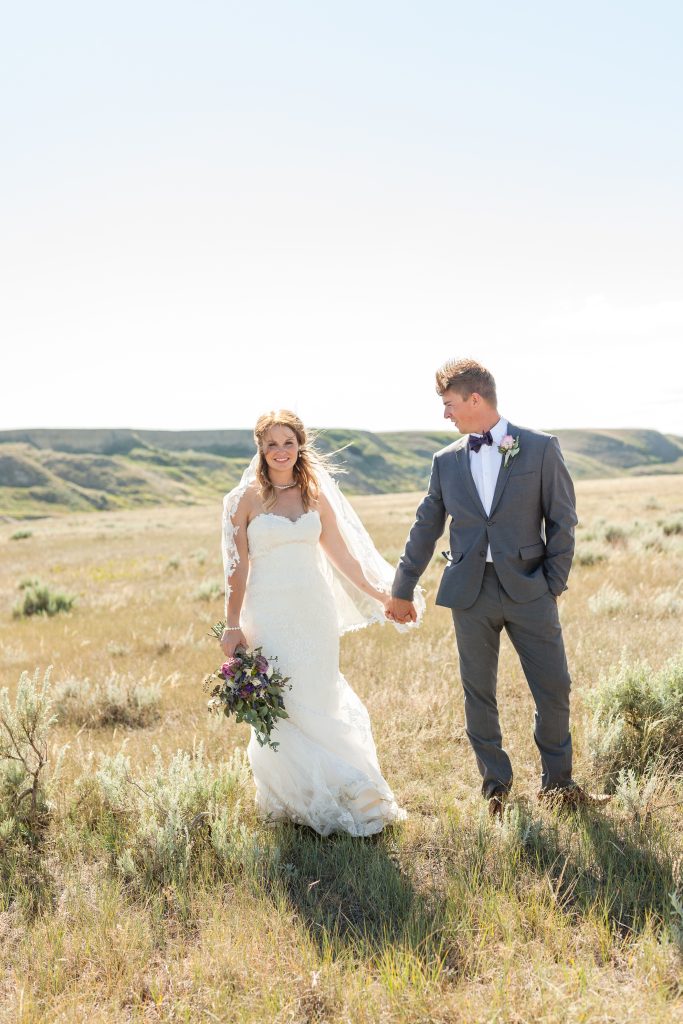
{"left": 10, "top": 529, "right": 32, "bottom": 541}
{"left": 587, "top": 583, "right": 627, "bottom": 615}
{"left": 0, "top": 668, "right": 66, "bottom": 913}
{"left": 72, "top": 743, "right": 261, "bottom": 888}
{"left": 0, "top": 668, "right": 61, "bottom": 818}
{"left": 652, "top": 585, "right": 683, "bottom": 617}
{"left": 662, "top": 519, "right": 683, "bottom": 537}
{"left": 587, "top": 655, "right": 683, "bottom": 787}
{"left": 193, "top": 579, "right": 223, "bottom": 602}
{"left": 604, "top": 525, "right": 627, "bottom": 546}
{"left": 576, "top": 547, "right": 608, "bottom": 567}
{"left": 106, "top": 640, "right": 130, "bottom": 657}
{"left": 52, "top": 673, "right": 162, "bottom": 729}
{"left": 12, "top": 580, "right": 75, "bottom": 618}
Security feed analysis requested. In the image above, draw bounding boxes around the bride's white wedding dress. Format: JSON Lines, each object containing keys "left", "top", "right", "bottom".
{"left": 239, "top": 508, "right": 406, "bottom": 837}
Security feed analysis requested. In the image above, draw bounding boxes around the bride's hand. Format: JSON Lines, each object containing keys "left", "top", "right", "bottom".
{"left": 220, "top": 627, "right": 247, "bottom": 658}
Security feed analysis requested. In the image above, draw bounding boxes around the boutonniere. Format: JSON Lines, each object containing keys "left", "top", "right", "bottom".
{"left": 498, "top": 434, "right": 520, "bottom": 468}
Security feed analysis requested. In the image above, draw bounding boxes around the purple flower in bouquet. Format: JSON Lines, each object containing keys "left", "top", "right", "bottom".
{"left": 221, "top": 656, "right": 242, "bottom": 678}
{"left": 254, "top": 654, "right": 269, "bottom": 673}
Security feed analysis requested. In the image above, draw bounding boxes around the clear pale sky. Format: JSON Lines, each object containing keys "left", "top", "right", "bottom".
{"left": 3, "top": 1, "right": 682, "bottom": 434}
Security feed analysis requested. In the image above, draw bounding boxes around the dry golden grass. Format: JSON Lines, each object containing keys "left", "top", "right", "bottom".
{"left": 1, "top": 474, "right": 682, "bottom": 1023}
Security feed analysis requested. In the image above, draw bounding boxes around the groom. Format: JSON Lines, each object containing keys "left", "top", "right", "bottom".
{"left": 388, "top": 358, "right": 601, "bottom": 815}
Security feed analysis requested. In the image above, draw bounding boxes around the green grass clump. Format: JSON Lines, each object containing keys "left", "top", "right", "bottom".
{"left": 10, "top": 529, "right": 32, "bottom": 540}
{"left": 12, "top": 581, "right": 75, "bottom": 618}
{"left": 587, "top": 655, "right": 683, "bottom": 787}
{"left": 662, "top": 519, "right": 683, "bottom": 536}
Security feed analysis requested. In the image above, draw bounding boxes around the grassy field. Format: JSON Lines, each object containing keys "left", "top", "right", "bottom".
{"left": 1, "top": 475, "right": 682, "bottom": 1022}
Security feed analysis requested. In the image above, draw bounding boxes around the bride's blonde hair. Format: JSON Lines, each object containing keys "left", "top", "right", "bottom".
{"left": 254, "top": 410, "right": 331, "bottom": 511}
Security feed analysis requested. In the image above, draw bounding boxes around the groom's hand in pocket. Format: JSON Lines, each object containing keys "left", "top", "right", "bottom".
{"left": 386, "top": 597, "right": 417, "bottom": 624}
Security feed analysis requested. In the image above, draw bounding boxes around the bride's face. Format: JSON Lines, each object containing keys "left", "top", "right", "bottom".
{"left": 262, "top": 425, "right": 299, "bottom": 474}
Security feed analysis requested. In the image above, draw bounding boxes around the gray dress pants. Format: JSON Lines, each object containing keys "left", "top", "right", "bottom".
{"left": 451, "top": 563, "right": 573, "bottom": 796}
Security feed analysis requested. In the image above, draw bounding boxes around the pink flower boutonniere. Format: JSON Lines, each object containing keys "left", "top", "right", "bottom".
{"left": 498, "top": 434, "right": 521, "bottom": 468}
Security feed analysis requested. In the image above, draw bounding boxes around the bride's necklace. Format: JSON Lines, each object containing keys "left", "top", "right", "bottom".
{"left": 270, "top": 479, "right": 297, "bottom": 490}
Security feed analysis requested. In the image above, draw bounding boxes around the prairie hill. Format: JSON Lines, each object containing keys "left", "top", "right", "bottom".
{"left": 1, "top": 427, "right": 682, "bottom": 518}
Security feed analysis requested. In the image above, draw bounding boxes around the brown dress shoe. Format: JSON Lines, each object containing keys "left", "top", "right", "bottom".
{"left": 537, "top": 783, "right": 611, "bottom": 810}
{"left": 487, "top": 788, "right": 509, "bottom": 819}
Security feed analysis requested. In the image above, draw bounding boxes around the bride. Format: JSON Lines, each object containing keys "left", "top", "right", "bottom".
{"left": 219, "top": 410, "right": 424, "bottom": 837}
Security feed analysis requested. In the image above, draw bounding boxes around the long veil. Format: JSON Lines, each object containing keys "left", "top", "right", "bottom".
{"left": 221, "top": 454, "right": 425, "bottom": 635}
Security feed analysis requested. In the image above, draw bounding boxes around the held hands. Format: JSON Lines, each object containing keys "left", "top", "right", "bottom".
{"left": 220, "top": 627, "right": 248, "bottom": 658}
{"left": 385, "top": 597, "right": 417, "bottom": 625}
{"left": 373, "top": 592, "right": 416, "bottom": 626}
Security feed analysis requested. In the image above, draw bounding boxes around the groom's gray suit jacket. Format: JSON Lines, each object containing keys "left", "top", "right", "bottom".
{"left": 392, "top": 425, "right": 578, "bottom": 610}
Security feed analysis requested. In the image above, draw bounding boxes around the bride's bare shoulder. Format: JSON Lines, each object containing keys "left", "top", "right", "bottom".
{"left": 229, "top": 483, "right": 260, "bottom": 522}
{"left": 315, "top": 490, "right": 334, "bottom": 520}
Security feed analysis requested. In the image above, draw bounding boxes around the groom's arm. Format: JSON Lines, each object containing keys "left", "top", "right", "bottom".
{"left": 392, "top": 455, "right": 447, "bottom": 601}
{"left": 541, "top": 436, "right": 578, "bottom": 596}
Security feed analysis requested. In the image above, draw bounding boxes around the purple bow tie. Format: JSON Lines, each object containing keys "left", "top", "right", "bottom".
{"left": 468, "top": 430, "right": 494, "bottom": 453}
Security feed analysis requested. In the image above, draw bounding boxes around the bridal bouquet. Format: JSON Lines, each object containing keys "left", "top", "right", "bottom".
{"left": 203, "top": 622, "right": 291, "bottom": 750}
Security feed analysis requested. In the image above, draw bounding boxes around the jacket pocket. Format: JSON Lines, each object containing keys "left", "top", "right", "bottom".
{"left": 443, "top": 550, "right": 464, "bottom": 564}
{"left": 519, "top": 542, "right": 545, "bottom": 560}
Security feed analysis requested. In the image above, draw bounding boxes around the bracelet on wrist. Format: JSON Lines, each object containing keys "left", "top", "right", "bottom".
{"left": 223, "top": 626, "right": 242, "bottom": 632}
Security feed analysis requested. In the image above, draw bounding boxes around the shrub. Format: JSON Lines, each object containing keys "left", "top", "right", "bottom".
{"left": 604, "top": 525, "right": 627, "bottom": 546}
{"left": 587, "top": 655, "right": 683, "bottom": 787}
{"left": 193, "top": 579, "right": 223, "bottom": 602}
{"left": 587, "top": 583, "right": 627, "bottom": 615}
{"left": 652, "top": 585, "right": 682, "bottom": 617}
{"left": 576, "top": 547, "right": 607, "bottom": 567}
{"left": 10, "top": 529, "right": 32, "bottom": 541}
{"left": 0, "top": 668, "right": 65, "bottom": 913}
{"left": 72, "top": 744, "right": 260, "bottom": 888}
{"left": 0, "top": 668, "right": 59, "bottom": 819}
{"left": 662, "top": 519, "right": 683, "bottom": 537}
{"left": 12, "top": 581, "right": 75, "bottom": 619}
{"left": 612, "top": 766, "right": 668, "bottom": 823}
{"left": 106, "top": 641, "right": 130, "bottom": 657}
{"left": 52, "top": 673, "right": 161, "bottom": 729}
{"left": 166, "top": 557, "right": 180, "bottom": 571}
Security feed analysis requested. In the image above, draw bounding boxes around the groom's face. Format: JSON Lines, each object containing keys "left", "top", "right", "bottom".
{"left": 442, "top": 388, "right": 478, "bottom": 433}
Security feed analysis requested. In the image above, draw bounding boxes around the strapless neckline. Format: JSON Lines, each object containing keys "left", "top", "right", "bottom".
{"left": 247, "top": 509, "right": 320, "bottom": 530}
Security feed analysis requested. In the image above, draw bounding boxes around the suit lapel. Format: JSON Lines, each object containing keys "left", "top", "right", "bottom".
{"left": 452, "top": 439, "right": 488, "bottom": 518}
{"left": 489, "top": 423, "right": 522, "bottom": 517}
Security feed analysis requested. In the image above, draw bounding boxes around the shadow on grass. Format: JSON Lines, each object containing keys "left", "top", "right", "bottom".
{"left": 509, "top": 798, "right": 676, "bottom": 936}
{"left": 262, "top": 822, "right": 445, "bottom": 962}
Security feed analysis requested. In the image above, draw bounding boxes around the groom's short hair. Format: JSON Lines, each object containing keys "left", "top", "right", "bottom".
{"left": 435, "top": 359, "right": 497, "bottom": 405}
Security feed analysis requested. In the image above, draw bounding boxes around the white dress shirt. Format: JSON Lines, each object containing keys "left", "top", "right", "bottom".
{"left": 468, "top": 416, "right": 508, "bottom": 562}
